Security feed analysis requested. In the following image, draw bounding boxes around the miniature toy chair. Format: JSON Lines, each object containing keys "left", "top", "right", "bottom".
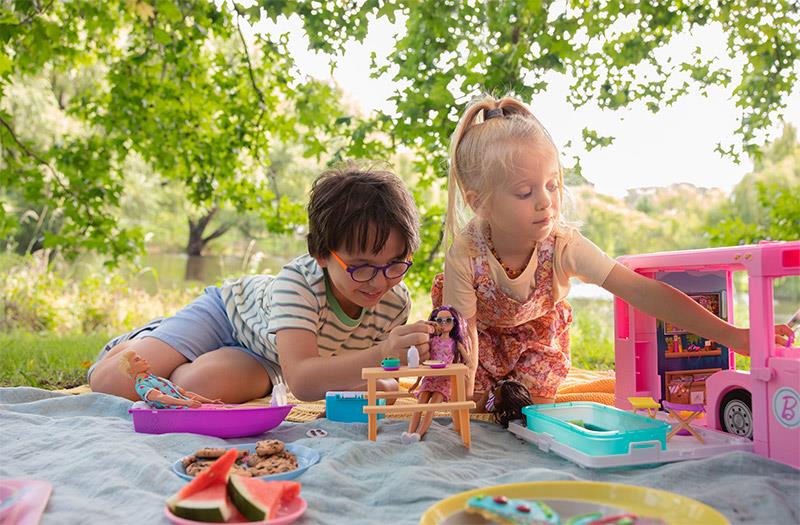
{"left": 662, "top": 400, "right": 705, "bottom": 444}
{"left": 628, "top": 396, "right": 660, "bottom": 418}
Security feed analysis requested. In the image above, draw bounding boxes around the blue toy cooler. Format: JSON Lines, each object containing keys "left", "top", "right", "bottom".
{"left": 522, "top": 402, "right": 670, "bottom": 456}
{"left": 325, "top": 391, "right": 386, "bottom": 423}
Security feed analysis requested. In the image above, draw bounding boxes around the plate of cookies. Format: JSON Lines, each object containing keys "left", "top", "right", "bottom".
{"left": 173, "top": 439, "right": 320, "bottom": 482}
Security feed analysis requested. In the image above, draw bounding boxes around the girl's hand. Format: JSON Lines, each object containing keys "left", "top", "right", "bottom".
{"left": 775, "top": 324, "right": 794, "bottom": 347}
{"left": 185, "top": 398, "right": 202, "bottom": 409}
{"left": 385, "top": 321, "right": 433, "bottom": 363}
{"left": 731, "top": 324, "right": 795, "bottom": 356}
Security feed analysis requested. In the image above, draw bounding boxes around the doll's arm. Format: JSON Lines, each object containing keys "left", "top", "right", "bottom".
{"left": 145, "top": 389, "right": 201, "bottom": 408}
{"left": 176, "top": 386, "right": 222, "bottom": 404}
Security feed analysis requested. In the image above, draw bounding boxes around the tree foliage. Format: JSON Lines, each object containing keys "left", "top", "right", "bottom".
{"left": 708, "top": 125, "right": 800, "bottom": 245}
{"left": 251, "top": 0, "right": 799, "bottom": 276}
{"left": 0, "top": 0, "right": 382, "bottom": 263}
{"left": 1, "top": 0, "right": 798, "bottom": 280}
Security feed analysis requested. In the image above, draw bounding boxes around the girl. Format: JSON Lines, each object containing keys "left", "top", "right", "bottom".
{"left": 434, "top": 95, "right": 793, "bottom": 409}
{"left": 403, "top": 305, "right": 471, "bottom": 442}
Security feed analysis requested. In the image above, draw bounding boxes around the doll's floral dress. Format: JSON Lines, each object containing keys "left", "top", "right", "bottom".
{"left": 417, "top": 335, "right": 458, "bottom": 401}
{"left": 432, "top": 221, "right": 572, "bottom": 399}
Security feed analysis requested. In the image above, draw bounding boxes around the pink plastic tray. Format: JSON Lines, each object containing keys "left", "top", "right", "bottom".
{"left": 0, "top": 479, "right": 52, "bottom": 525}
{"left": 129, "top": 404, "right": 294, "bottom": 438}
{"left": 164, "top": 495, "right": 306, "bottom": 525}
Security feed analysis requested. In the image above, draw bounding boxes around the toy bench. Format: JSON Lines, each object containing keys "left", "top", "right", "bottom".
{"left": 361, "top": 363, "right": 476, "bottom": 447}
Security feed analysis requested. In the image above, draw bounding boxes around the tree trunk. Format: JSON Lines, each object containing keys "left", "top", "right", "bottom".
{"left": 185, "top": 207, "right": 233, "bottom": 281}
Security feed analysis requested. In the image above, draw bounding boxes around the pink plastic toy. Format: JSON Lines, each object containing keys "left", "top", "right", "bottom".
{"left": 614, "top": 241, "right": 800, "bottom": 468}
{"left": 129, "top": 404, "right": 294, "bottom": 438}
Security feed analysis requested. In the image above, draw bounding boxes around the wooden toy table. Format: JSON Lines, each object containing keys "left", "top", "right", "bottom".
{"left": 361, "top": 363, "right": 476, "bottom": 447}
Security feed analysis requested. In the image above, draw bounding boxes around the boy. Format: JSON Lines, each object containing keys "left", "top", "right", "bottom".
{"left": 89, "top": 166, "right": 432, "bottom": 402}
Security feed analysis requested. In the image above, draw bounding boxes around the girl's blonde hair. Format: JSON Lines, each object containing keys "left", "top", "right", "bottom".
{"left": 445, "top": 94, "right": 565, "bottom": 243}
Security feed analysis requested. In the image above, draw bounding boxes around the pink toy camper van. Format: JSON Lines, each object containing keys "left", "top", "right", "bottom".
{"left": 614, "top": 241, "right": 800, "bottom": 468}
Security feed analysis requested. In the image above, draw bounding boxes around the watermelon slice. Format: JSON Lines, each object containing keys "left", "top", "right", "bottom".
{"left": 171, "top": 449, "right": 239, "bottom": 501}
{"left": 227, "top": 477, "right": 301, "bottom": 521}
{"left": 167, "top": 448, "right": 239, "bottom": 522}
{"left": 168, "top": 483, "right": 233, "bottom": 523}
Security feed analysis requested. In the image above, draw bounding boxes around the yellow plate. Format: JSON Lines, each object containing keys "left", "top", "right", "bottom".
{"left": 419, "top": 481, "right": 729, "bottom": 525}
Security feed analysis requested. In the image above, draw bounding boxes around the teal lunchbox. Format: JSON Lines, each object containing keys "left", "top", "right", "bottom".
{"left": 325, "top": 391, "right": 386, "bottom": 423}
{"left": 522, "top": 402, "right": 670, "bottom": 456}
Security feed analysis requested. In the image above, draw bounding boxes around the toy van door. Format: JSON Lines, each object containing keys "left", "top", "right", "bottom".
{"left": 767, "top": 356, "right": 800, "bottom": 468}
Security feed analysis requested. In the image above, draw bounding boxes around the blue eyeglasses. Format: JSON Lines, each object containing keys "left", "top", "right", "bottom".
{"left": 330, "top": 250, "right": 413, "bottom": 282}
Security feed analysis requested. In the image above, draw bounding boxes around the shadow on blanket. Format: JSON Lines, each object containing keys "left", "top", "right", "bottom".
{"left": 60, "top": 368, "right": 615, "bottom": 423}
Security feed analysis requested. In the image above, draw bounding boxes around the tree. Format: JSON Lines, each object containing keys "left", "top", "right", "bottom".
{"left": 707, "top": 125, "right": 800, "bottom": 245}
{"left": 243, "top": 1, "right": 799, "bottom": 282}
{"left": 0, "top": 1, "right": 384, "bottom": 266}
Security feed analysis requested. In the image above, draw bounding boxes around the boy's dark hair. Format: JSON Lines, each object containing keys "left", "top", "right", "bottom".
{"left": 307, "top": 164, "right": 420, "bottom": 259}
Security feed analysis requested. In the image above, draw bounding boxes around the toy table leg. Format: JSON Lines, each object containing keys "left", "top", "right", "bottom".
{"left": 454, "top": 370, "right": 471, "bottom": 448}
{"left": 367, "top": 378, "right": 378, "bottom": 441}
{"left": 450, "top": 375, "right": 461, "bottom": 433}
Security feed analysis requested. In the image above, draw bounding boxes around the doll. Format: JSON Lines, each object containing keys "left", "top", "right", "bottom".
{"left": 482, "top": 379, "right": 533, "bottom": 428}
{"left": 119, "top": 350, "right": 222, "bottom": 409}
{"left": 402, "top": 305, "right": 471, "bottom": 443}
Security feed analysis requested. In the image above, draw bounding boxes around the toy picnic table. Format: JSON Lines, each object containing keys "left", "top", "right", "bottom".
{"left": 361, "top": 363, "right": 476, "bottom": 448}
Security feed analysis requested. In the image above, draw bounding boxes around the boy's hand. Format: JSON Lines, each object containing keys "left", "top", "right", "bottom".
{"left": 384, "top": 321, "right": 433, "bottom": 363}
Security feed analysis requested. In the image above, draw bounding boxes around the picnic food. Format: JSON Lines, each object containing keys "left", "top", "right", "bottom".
{"left": 465, "top": 495, "right": 560, "bottom": 525}
{"left": 255, "top": 439, "right": 284, "bottom": 456}
{"left": 181, "top": 440, "right": 297, "bottom": 478}
{"left": 168, "top": 449, "right": 239, "bottom": 521}
{"left": 228, "top": 477, "right": 301, "bottom": 521}
{"left": 168, "top": 447, "right": 303, "bottom": 523}
{"left": 169, "top": 483, "right": 233, "bottom": 522}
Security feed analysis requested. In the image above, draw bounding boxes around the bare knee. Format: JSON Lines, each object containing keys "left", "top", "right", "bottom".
{"left": 89, "top": 337, "right": 187, "bottom": 400}
{"left": 170, "top": 349, "right": 271, "bottom": 404}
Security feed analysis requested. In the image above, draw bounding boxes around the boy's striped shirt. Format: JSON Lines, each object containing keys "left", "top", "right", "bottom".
{"left": 220, "top": 254, "right": 411, "bottom": 384}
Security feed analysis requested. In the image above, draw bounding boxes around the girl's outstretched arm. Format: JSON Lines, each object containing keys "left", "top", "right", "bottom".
{"left": 602, "top": 262, "right": 792, "bottom": 356}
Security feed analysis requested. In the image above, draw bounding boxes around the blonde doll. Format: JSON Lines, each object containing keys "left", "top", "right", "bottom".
{"left": 435, "top": 95, "right": 794, "bottom": 407}
{"left": 119, "top": 350, "right": 221, "bottom": 409}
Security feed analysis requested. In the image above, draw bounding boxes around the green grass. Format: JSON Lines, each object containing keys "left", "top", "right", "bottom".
{"left": 569, "top": 299, "right": 616, "bottom": 370}
{"left": 0, "top": 332, "right": 110, "bottom": 389}
{"left": 0, "top": 299, "right": 618, "bottom": 389}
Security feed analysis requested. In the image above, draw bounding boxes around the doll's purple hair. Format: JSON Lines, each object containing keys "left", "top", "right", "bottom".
{"left": 429, "top": 305, "right": 470, "bottom": 363}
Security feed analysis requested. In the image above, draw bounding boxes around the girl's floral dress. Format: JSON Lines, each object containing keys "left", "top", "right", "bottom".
{"left": 432, "top": 221, "right": 572, "bottom": 398}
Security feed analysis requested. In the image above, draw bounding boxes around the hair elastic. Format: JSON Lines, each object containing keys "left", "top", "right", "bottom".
{"left": 484, "top": 107, "right": 504, "bottom": 120}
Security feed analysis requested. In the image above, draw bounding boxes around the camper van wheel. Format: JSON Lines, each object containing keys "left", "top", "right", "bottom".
{"left": 720, "top": 390, "right": 753, "bottom": 440}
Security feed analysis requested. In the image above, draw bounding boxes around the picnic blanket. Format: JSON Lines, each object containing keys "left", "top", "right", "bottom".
{"left": 2, "top": 386, "right": 798, "bottom": 525}
{"left": 58, "top": 368, "right": 616, "bottom": 422}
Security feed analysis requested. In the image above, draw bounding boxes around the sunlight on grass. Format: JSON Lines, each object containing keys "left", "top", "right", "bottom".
{"left": 0, "top": 332, "right": 111, "bottom": 389}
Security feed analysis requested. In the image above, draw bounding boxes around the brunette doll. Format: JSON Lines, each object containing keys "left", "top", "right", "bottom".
{"left": 402, "top": 305, "right": 471, "bottom": 442}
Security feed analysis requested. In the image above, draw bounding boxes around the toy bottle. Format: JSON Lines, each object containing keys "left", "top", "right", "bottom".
{"left": 407, "top": 346, "right": 420, "bottom": 368}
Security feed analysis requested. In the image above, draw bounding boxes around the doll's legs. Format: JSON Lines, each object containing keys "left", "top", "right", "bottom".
{"left": 416, "top": 391, "right": 445, "bottom": 438}
{"left": 408, "top": 390, "right": 432, "bottom": 434}
{"left": 89, "top": 337, "right": 189, "bottom": 400}
{"left": 170, "top": 348, "right": 271, "bottom": 403}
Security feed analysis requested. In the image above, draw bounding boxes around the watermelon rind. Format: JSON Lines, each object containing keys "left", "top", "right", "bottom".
{"left": 227, "top": 475, "right": 271, "bottom": 521}
{"left": 174, "top": 448, "right": 239, "bottom": 500}
{"left": 168, "top": 483, "right": 232, "bottom": 523}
